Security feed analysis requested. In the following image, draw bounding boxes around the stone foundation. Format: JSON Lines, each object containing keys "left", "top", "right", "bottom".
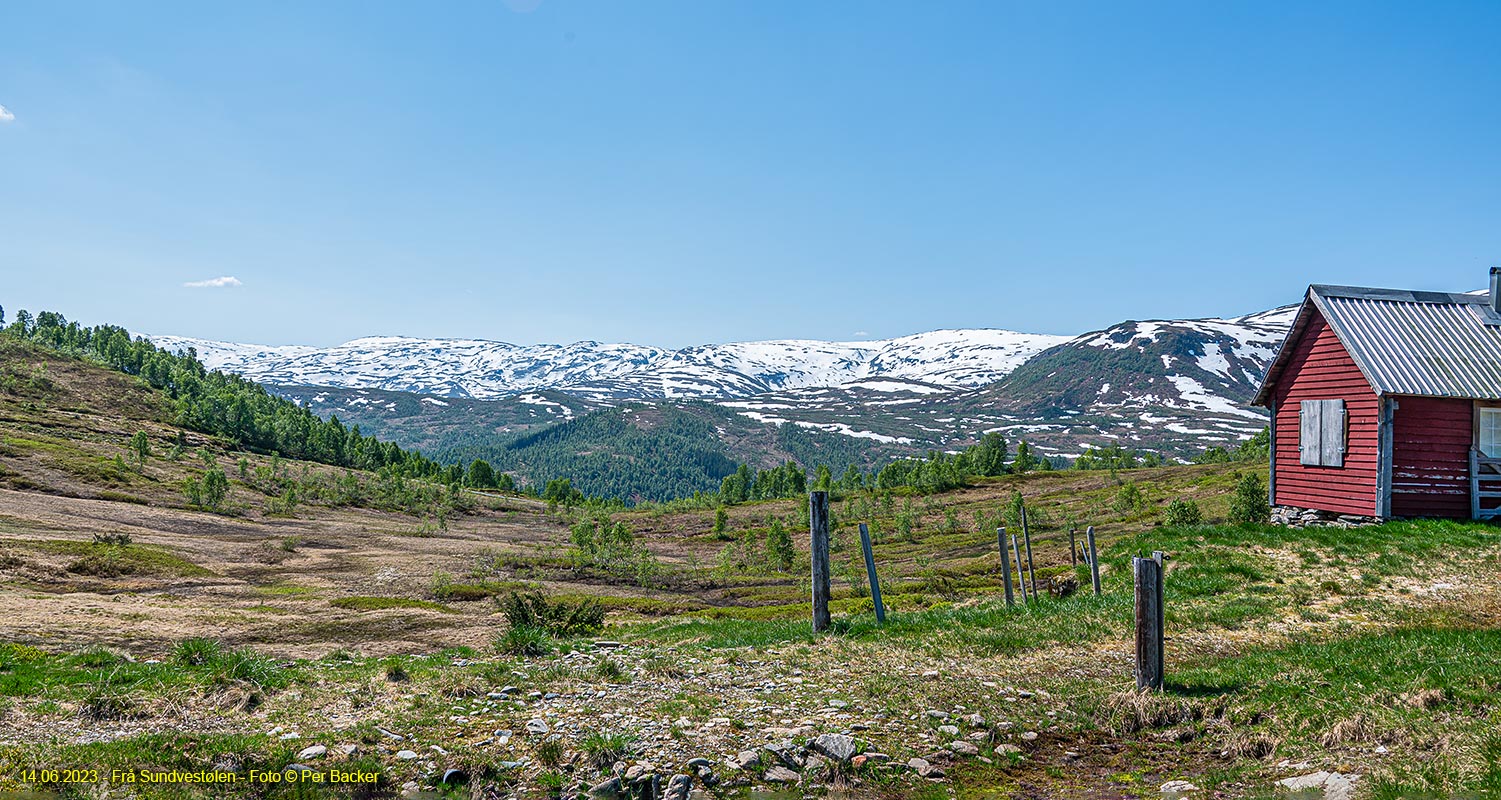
{"left": 1270, "top": 505, "right": 1381, "bottom": 528}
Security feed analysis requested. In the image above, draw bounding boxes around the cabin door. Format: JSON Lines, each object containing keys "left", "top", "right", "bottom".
{"left": 1471, "top": 403, "right": 1501, "bottom": 519}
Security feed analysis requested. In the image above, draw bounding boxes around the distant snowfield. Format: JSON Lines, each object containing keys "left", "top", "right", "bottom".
{"left": 149, "top": 302, "right": 1297, "bottom": 451}
{"left": 147, "top": 328, "right": 1070, "bottom": 401}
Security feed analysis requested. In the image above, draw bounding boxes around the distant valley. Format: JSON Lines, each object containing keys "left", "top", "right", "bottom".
{"left": 150, "top": 304, "right": 1297, "bottom": 500}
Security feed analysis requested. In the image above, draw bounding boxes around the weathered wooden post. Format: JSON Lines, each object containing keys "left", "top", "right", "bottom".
{"left": 1021, "top": 504, "right": 1037, "bottom": 597}
{"left": 810, "top": 491, "right": 831, "bottom": 633}
{"left": 1151, "top": 550, "right": 1166, "bottom": 680}
{"left": 1011, "top": 533, "right": 1028, "bottom": 604}
{"left": 1086, "top": 526, "right": 1101, "bottom": 595}
{"left": 859, "top": 523, "right": 886, "bottom": 623}
{"left": 1134, "top": 556, "right": 1164, "bottom": 690}
{"left": 1069, "top": 528, "right": 1078, "bottom": 566}
{"left": 997, "top": 527, "right": 1015, "bottom": 607}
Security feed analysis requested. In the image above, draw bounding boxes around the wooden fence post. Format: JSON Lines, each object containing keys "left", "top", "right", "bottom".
{"left": 1151, "top": 550, "right": 1166, "bottom": 680}
{"left": 810, "top": 491, "right": 831, "bottom": 633}
{"left": 1069, "top": 528, "right": 1078, "bottom": 566}
{"left": 1021, "top": 504, "right": 1037, "bottom": 598}
{"left": 1086, "top": 526, "right": 1101, "bottom": 595}
{"left": 997, "top": 527, "right": 1014, "bottom": 607}
{"left": 1134, "top": 556, "right": 1164, "bottom": 690}
{"left": 859, "top": 523, "right": 886, "bottom": 623}
{"left": 1011, "top": 533, "right": 1028, "bottom": 604}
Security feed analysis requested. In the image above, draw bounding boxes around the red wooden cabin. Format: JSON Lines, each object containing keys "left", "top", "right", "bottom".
{"left": 1254, "top": 274, "right": 1501, "bottom": 520}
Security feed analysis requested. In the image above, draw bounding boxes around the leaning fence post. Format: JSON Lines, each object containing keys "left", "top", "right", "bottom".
{"left": 859, "top": 523, "right": 886, "bottom": 623}
{"left": 1069, "top": 528, "right": 1078, "bottom": 566}
{"left": 1021, "top": 504, "right": 1037, "bottom": 598}
{"left": 1086, "top": 526, "right": 1101, "bottom": 595}
{"left": 810, "top": 491, "right": 831, "bottom": 633}
{"left": 1011, "top": 533, "right": 1028, "bottom": 604}
{"left": 1134, "top": 556, "right": 1164, "bottom": 690}
{"left": 997, "top": 527, "right": 1014, "bottom": 607}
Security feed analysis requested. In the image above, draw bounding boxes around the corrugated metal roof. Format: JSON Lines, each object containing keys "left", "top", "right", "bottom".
{"left": 1254, "top": 283, "right": 1501, "bottom": 404}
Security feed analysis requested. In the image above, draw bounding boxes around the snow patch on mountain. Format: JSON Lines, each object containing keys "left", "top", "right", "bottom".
{"left": 147, "top": 329, "right": 1067, "bottom": 401}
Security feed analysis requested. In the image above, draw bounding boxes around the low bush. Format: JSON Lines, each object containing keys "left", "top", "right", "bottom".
{"left": 498, "top": 590, "right": 605, "bottom": 638}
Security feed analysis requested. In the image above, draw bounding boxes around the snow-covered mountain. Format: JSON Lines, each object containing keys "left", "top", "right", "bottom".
{"left": 146, "top": 329, "right": 1071, "bottom": 401}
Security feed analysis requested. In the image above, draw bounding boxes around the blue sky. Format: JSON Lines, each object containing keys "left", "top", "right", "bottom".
{"left": 3, "top": 1, "right": 1499, "bottom": 348}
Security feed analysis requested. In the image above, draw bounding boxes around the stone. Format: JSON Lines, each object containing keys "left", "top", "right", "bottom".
{"left": 1276, "top": 772, "right": 1331, "bottom": 792}
{"left": 587, "top": 777, "right": 623, "bottom": 799}
{"left": 937, "top": 725, "right": 960, "bottom": 736}
{"left": 594, "top": 640, "right": 624, "bottom": 649}
{"left": 1276, "top": 772, "right": 1361, "bottom": 800}
{"left": 908, "top": 757, "right": 945, "bottom": 779}
{"left": 809, "top": 733, "right": 858, "bottom": 763}
{"left": 278, "top": 732, "right": 301, "bottom": 741}
{"left": 377, "top": 727, "right": 405, "bottom": 741}
{"left": 1020, "top": 731, "right": 1038, "bottom": 742}
{"left": 947, "top": 741, "right": 979, "bottom": 757}
{"left": 994, "top": 744, "right": 1022, "bottom": 756}
{"left": 924, "top": 710, "right": 949, "bottom": 720}
{"left": 764, "top": 741, "right": 805, "bottom": 770}
{"left": 662, "top": 775, "right": 692, "bottom": 800}
{"left": 735, "top": 749, "right": 760, "bottom": 767}
{"left": 296, "top": 745, "right": 326, "bottom": 760}
{"left": 525, "top": 719, "right": 550, "bottom": 735}
{"left": 338, "top": 744, "right": 358, "bottom": 756}
{"left": 764, "top": 765, "right": 799, "bottom": 784}
{"left": 685, "top": 757, "right": 712, "bottom": 770}
{"left": 961, "top": 713, "right": 986, "bottom": 727}
{"left": 1161, "top": 779, "right": 1200, "bottom": 795}
{"left": 395, "top": 750, "right": 419, "bottom": 760}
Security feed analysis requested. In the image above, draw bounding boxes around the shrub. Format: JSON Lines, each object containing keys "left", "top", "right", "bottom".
{"left": 173, "top": 638, "right": 224, "bottom": 666}
{"left": 498, "top": 591, "right": 604, "bottom": 638}
{"left": 1229, "top": 472, "right": 1270, "bottom": 524}
{"left": 1164, "top": 498, "right": 1203, "bottom": 527}
{"left": 580, "top": 730, "right": 634, "bottom": 769}
{"left": 1114, "top": 482, "right": 1145, "bottom": 514}
{"left": 495, "top": 625, "right": 550, "bottom": 657}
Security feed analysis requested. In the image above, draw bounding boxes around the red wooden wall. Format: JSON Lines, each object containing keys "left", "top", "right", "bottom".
{"left": 1390, "top": 396, "right": 1471, "bottom": 518}
{"left": 1271, "top": 310, "right": 1380, "bottom": 516}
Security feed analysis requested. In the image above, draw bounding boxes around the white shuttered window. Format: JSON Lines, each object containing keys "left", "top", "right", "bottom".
{"left": 1479, "top": 407, "right": 1501, "bottom": 458}
{"left": 1299, "top": 399, "right": 1347, "bottom": 467}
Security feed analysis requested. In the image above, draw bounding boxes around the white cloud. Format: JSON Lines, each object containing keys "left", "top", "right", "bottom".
{"left": 853, "top": 330, "right": 869, "bottom": 337}
{"left": 183, "top": 276, "right": 243, "bottom": 288}
{"left": 0, "top": 105, "right": 13, "bottom": 123}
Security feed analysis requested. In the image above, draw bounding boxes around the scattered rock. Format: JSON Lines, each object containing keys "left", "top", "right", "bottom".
{"left": 938, "top": 724, "right": 960, "bottom": 736}
{"left": 525, "top": 719, "right": 550, "bottom": 735}
{"left": 1161, "top": 779, "right": 1200, "bottom": 795}
{"left": 947, "top": 741, "right": 979, "bottom": 757}
{"left": 809, "top": 733, "right": 858, "bottom": 763}
{"left": 587, "top": 776, "right": 623, "bottom": 799}
{"left": 735, "top": 749, "right": 760, "bottom": 767}
{"left": 1275, "top": 771, "right": 1360, "bottom": 800}
{"left": 395, "top": 750, "right": 418, "bottom": 760}
{"left": 1020, "top": 731, "right": 1039, "bottom": 742}
{"left": 764, "top": 741, "right": 805, "bottom": 770}
{"left": 764, "top": 765, "right": 800, "bottom": 783}
{"left": 908, "top": 757, "right": 945, "bottom": 779}
{"left": 662, "top": 774, "right": 692, "bottom": 800}
{"left": 295, "top": 745, "right": 326, "bottom": 760}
